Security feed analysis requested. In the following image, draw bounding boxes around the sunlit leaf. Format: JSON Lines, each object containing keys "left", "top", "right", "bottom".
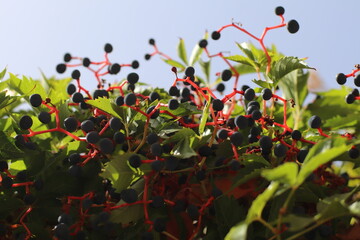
{"left": 261, "top": 162, "right": 298, "bottom": 186}
{"left": 199, "top": 59, "right": 211, "bottom": 83}
{"left": 268, "top": 57, "right": 315, "bottom": 86}
{"left": 163, "top": 59, "right": 185, "bottom": 70}
{"left": 189, "top": 32, "right": 208, "bottom": 66}
{"left": 199, "top": 93, "right": 210, "bottom": 135}
{"left": 296, "top": 138, "right": 352, "bottom": 186}
{"left": 177, "top": 38, "right": 188, "bottom": 65}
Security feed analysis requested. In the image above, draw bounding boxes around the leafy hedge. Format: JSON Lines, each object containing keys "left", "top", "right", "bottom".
{"left": 0, "top": 6, "right": 360, "bottom": 240}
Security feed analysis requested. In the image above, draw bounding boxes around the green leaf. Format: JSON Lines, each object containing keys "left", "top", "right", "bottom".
{"left": 199, "top": 93, "right": 211, "bottom": 135}
{"left": 252, "top": 79, "right": 271, "bottom": 89}
{"left": 242, "top": 154, "right": 271, "bottom": 167}
{"left": 161, "top": 101, "right": 202, "bottom": 118}
{"left": 163, "top": 59, "right": 185, "bottom": 70}
{"left": 162, "top": 128, "right": 196, "bottom": 145}
{"left": 296, "top": 138, "right": 352, "bottom": 186}
{"left": 154, "top": 119, "right": 181, "bottom": 135}
{"left": 171, "top": 137, "right": 197, "bottom": 159}
{"left": 229, "top": 42, "right": 282, "bottom": 76}
{"left": 236, "top": 42, "right": 256, "bottom": 61}
{"left": 86, "top": 97, "right": 123, "bottom": 120}
{"left": 0, "top": 91, "right": 22, "bottom": 109}
{"left": 0, "top": 68, "right": 6, "bottom": 80}
{"left": 8, "top": 160, "right": 26, "bottom": 174}
{"left": 278, "top": 69, "right": 309, "bottom": 107}
{"left": 0, "top": 118, "right": 13, "bottom": 131}
{"left": 226, "top": 182, "right": 279, "bottom": 240}
{"left": 233, "top": 64, "right": 258, "bottom": 75}
{"left": 66, "top": 141, "right": 84, "bottom": 155}
{"left": 7, "top": 73, "right": 47, "bottom": 98}
{"left": 314, "top": 189, "right": 360, "bottom": 222}
{"left": 45, "top": 77, "right": 73, "bottom": 104}
{"left": 261, "top": 162, "right": 298, "bottom": 186}
{"left": 317, "top": 191, "right": 354, "bottom": 213}
{"left": 349, "top": 201, "right": 360, "bottom": 216}
{"left": 177, "top": 38, "right": 188, "bottom": 65}
{"left": 277, "top": 69, "right": 310, "bottom": 129}
{"left": 315, "top": 200, "right": 349, "bottom": 222}
{"left": 307, "top": 87, "right": 360, "bottom": 121}
{"left": 225, "top": 55, "right": 258, "bottom": 70}
{"left": 268, "top": 57, "right": 314, "bottom": 86}
{"left": 110, "top": 179, "right": 144, "bottom": 224}
{"left": 189, "top": 32, "right": 208, "bottom": 66}
{"left": 214, "top": 196, "right": 246, "bottom": 237}
{"left": 282, "top": 214, "right": 314, "bottom": 232}
{"left": 198, "top": 59, "right": 211, "bottom": 83}
{"left": 0, "top": 131, "right": 23, "bottom": 160}
{"left": 225, "top": 221, "right": 248, "bottom": 240}
{"left": 246, "top": 181, "right": 280, "bottom": 221}
{"left": 100, "top": 152, "right": 142, "bottom": 192}
{"left": 323, "top": 115, "right": 358, "bottom": 130}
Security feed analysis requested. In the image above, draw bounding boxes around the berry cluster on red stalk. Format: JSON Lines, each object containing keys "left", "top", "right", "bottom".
{"left": 336, "top": 64, "right": 360, "bottom": 104}
{"left": 1, "top": 6, "right": 359, "bottom": 240}
{"left": 146, "top": 6, "right": 298, "bottom": 77}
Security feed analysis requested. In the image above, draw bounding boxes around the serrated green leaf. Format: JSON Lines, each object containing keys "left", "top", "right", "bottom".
{"left": 171, "top": 137, "right": 197, "bottom": 159}
{"left": 7, "top": 73, "right": 47, "bottom": 98}
{"left": 225, "top": 55, "right": 258, "bottom": 70}
{"left": 268, "top": 57, "right": 314, "bottom": 86}
{"left": 46, "top": 77, "right": 73, "bottom": 104}
{"left": 100, "top": 152, "right": 142, "bottom": 192}
{"left": 261, "top": 162, "right": 298, "bottom": 186}
{"left": 0, "top": 131, "right": 23, "bottom": 160}
{"left": 278, "top": 69, "right": 309, "bottom": 107}
{"left": 86, "top": 97, "right": 123, "bottom": 120}
{"left": 162, "top": 127, "right": 196, "bottom": 145}
{"left": 0, "top": 94, "right": 22, "bottom": 109}
{"left": 236, "top": 42, "right": 256, "bottom": 61}
{"left": 163, "top": 59, "right": 185, "bottom": 70}
{"left": 307, "top": 87, "right": 360, "bottom": 121}
{"left": 177, "top": 38, "right": 188, "bottom": 65}
{"left": 214, "top": 196, "right": 246, "bottom": 237}
{"left": 161, "top": 101, "right": 202, "bottom": 118}
{"left": 278, "top": 69, "right": 310, "bottom": 129}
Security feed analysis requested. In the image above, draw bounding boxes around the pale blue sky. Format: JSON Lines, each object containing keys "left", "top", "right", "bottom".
{"left": 0, "top": 0, "right": 358, "bottom": 92}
